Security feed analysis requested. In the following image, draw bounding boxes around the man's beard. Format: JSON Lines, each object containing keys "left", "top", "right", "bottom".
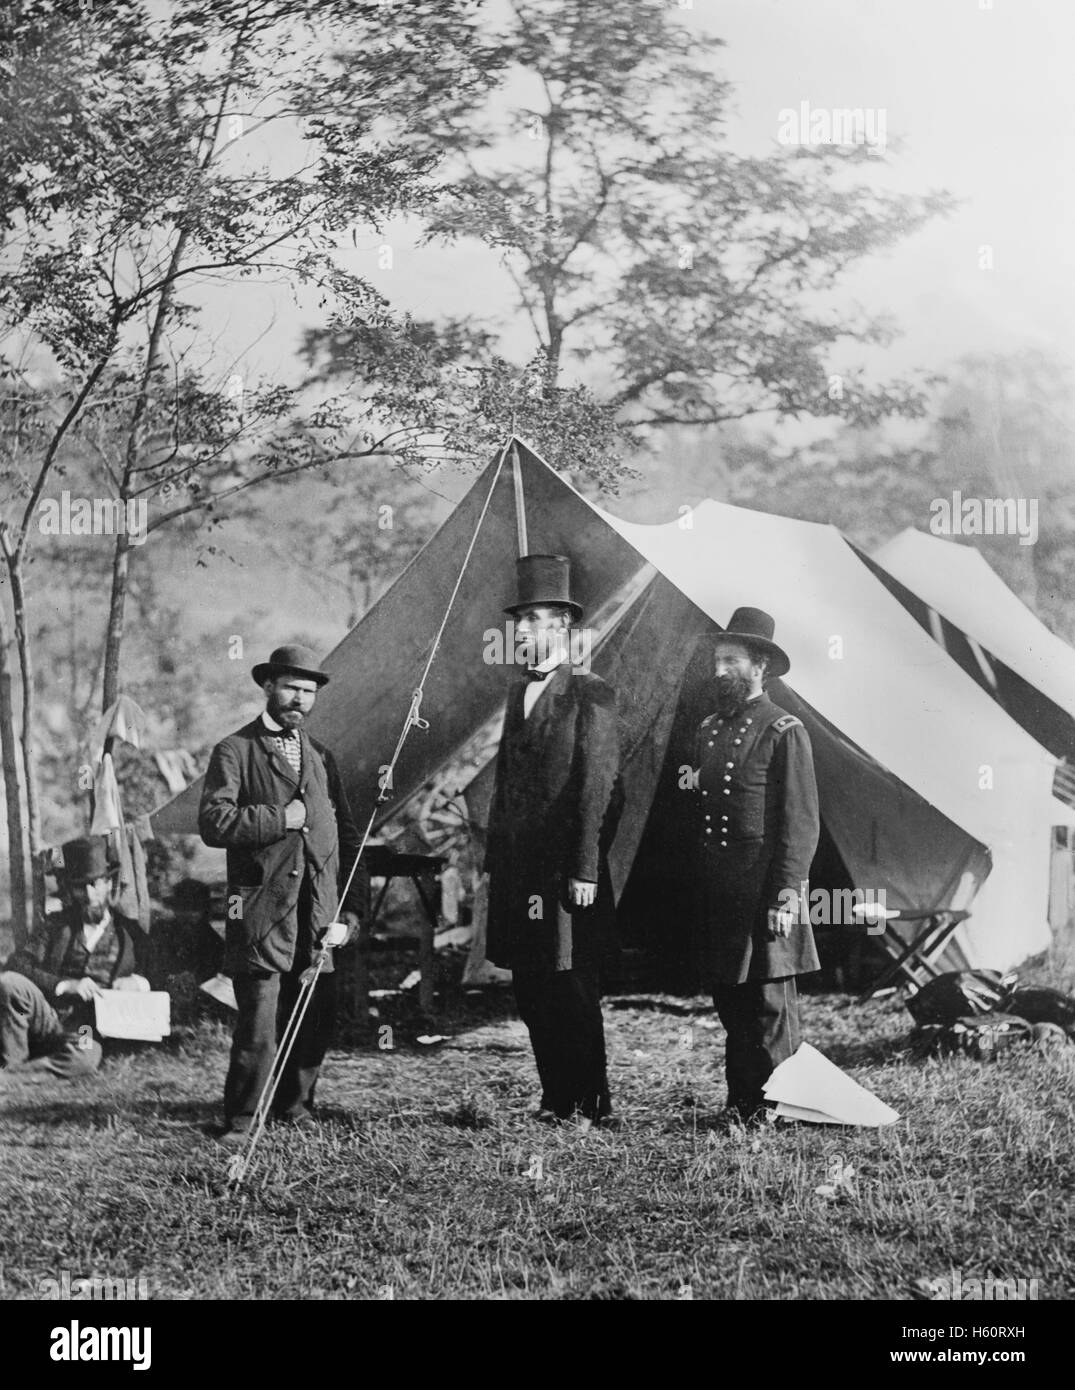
{"left": 715, "top": 671, "right": 753, "bottom": 715}
{"left": 521, "top": 629, "right": 568, "bottom": 670}
{"left": 79, "top": 897, "right": 107, "bottom": 925}
{"left": 267, "top": 692, "right": 305, "bottom": 728}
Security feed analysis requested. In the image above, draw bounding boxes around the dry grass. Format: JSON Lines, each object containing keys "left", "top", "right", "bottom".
{"left": 1, "top": 945, "right": 1073, "bottom": 1301}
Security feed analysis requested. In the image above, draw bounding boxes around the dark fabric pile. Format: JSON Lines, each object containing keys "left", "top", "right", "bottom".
{"left": 907, "top": 971, "right": 1075, "bottom": 1060}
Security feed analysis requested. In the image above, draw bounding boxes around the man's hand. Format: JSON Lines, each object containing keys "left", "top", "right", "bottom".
{"left": 767, "top": 907, "right": 795, "bottom": 939}
{"left": 284, "top": 799, "right": 306, "bottom": 830}
{"left": 113, "top": 974, "right": 151, "bottom": 993}
{"left": 57, "top": 977, "right": 103, "bottom": 1001}
{"left": 569, "top": 878, "right": 597, "bottom": 909}
{"left": 322, "top": 919, "right": 349, "bottom": 948}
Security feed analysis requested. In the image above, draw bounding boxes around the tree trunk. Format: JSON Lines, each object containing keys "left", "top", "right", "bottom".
{"left": 8, "top": 560, "right": 40, "bottom": 851}
{"left": 7, "top": 558, "right": 43, "bottom": 929}
{"left": 0, "top": 600, "right": 30, "bottom": 946}
{"left": 101, "top": 532, "right": 132, "bottom": 712}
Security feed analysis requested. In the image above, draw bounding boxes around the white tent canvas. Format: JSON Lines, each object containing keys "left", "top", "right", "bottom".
{"left": 601, "top": 498, "right": 1075, "bottom": 970}
{"left": 874, "top": 528, "right": 1075, "bottom": 725}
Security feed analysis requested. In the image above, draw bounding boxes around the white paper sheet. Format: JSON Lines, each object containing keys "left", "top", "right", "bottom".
{"left": 94, "top": 990, "right": 171, "bottom": 1041}
{"left": 198, "top": 974, "right": 237, "bottom": 1011}
{"left": 764, "top": 1042, "right": 900, "bottom": 1126}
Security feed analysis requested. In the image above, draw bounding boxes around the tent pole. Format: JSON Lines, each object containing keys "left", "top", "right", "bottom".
{"left": 511, "top": 438, "right": 528, "bottom": 557}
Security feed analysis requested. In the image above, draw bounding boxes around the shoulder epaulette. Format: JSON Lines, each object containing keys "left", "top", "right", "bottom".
{"left": 771, "top": 714, "right": 802, "bottom": 733}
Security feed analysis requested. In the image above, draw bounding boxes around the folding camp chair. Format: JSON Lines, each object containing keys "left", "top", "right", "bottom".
{"left": 853, "top": 905, "right": 970, "bottom": 1003}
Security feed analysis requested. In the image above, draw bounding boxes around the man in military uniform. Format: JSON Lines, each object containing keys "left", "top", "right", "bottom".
{"left": 484, "top": 555, "right": 623, "bottom": 1127}
{"left": 693, "top": 608, "right": 820, "bottom": 1123}
{"left": 199, "top": 644, "right": 366, "bottom": 1143}
{"left": 0, "top": 836, "right": 150, "bottom": 1078}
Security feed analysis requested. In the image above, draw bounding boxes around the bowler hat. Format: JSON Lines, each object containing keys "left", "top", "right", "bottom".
{"left": 504, "top": 554, "right": 582, "bottom": 619}
{"left": 712, "top": 607, "right": 790, "bottom": 678}
{"left": 61, "top": 836, "right": 112, "bottom": 885}
{"left": 251, "top": 644, "right": 330, "bottom": 687}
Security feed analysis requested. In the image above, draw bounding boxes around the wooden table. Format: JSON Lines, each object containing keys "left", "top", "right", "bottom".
{"left": 350, "top": 847, "right": 446, "bottom": 1018}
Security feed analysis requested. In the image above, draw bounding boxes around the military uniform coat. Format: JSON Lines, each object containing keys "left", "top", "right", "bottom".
{"left": 694, "top": 692, "right": 821, "bottom": 985}
{"left": 484, "top": 666, "right": 623, "bottom": 976}
{"left": 198, "top": 720, "right": 364, "bottom": 976}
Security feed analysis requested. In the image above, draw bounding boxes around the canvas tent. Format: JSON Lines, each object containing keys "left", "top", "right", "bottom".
{"left": 152, "top": 440, "right": 1075, "bottom": 976}
{"left": 869, "top": 527, "right": 1075, "bottom": 933}
{"left": 870, "top": 528, "right": 1075, "bottom": 764}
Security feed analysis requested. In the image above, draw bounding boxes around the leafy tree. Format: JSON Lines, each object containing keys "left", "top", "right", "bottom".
{"left": 0, "top": 0, "right": 593, "bottom": 933}
{"left": 312, "top": 0, "right": 954, "bottom": 433}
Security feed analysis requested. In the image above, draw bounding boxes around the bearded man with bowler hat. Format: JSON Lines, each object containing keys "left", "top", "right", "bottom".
{"left": 484, "top": 555, "right": 623, "bottom": 1128}
{"left": 693, "top": 608, "right": 820, "bottom": 1125}
{"left": 199, "top": 644, "right": 366, "bottom": 1142}
{"left": 0, "top": 835, "right": 150, "bottom": 1078}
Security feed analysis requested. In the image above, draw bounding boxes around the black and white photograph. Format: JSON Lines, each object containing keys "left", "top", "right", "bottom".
{"left": 0, "top": 0, "right": 1072, "bottom": 1337}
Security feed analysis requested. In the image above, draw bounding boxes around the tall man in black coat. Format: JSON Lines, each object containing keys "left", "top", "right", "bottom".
{"left": 484, "top": 555, "right": 623, "bottom": 1127}
{"left": 693, "top": 608, "right": 820, "bottom": 1124}
{"left": 199, "top": 644, "right": 366, "bottom": 1142}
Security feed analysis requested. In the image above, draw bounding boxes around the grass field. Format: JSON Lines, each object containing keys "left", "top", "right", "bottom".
{"left": 2, "top": 946, "right": 1073, "bottom": 1301}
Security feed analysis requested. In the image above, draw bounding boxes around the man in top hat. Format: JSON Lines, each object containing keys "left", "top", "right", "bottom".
{"left": 199, "top": 644, "right": 367, "bottom": 1142}
{"left": 0, "top": 835, "right": 150, "bottom": 1078}
{"left": 692, "top": 608, "right": 820, "bottom": 1124}
{"left": 484, "top": 555, "right": 624, "bottom": 1127}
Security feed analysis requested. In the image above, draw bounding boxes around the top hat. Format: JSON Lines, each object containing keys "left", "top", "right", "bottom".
{"left": 504, "top": 554, "right": 582, "bottom": 619}
{"left": 712, "top": 607, "right": 790, "bottom": 678}
{"left": 61, "top": 836, "right": 112, "bottom": 885}
{"left": 251, "top": 644, "right": 330, "bottom": 687}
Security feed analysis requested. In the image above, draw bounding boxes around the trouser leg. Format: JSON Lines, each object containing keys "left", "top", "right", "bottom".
{"left": 0, "top": 971, "right": 70, "bottom": 1069}
{"left": 513, "top": 971, "right": 560, "bottom": 1111}
{"left": 713, "top": 976, "right": 800, "bottom": 1115}
{"left": 273, "top": 966, "right": 338, "bottom": 1118}
{"left": 514, "top": 964, "right": 611, "bottom": 1120}
{"left": 225, "top": 972, "right": 280, "bottom": 1130}
{"left": 22, "top": 1034, "right": 103, "bottom": 1078}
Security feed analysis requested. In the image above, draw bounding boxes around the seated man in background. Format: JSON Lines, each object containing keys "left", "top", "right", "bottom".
{"left": 0, "top": 836, "right": 150, "bottom": 1078}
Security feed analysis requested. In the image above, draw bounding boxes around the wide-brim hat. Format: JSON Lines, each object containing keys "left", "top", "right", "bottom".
{"left": 711, "top": 606, "right": 790, "bottom": 678}
{"left": 504, "top": 554, "right": 582, "bottom": 619}
{"left": 251, "top": 644, "right": 330, "bottom": 687}
{"left": 61, "top": 836, "right": 112, "bottom": 885}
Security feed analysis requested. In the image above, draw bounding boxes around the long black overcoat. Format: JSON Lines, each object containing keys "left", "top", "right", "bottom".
{"left": 485, "top": 666, "right": 623, "bottom": 976}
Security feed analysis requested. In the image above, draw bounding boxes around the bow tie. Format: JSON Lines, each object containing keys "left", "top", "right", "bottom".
{"left": 524, "top": 667, "right": 554, "bottom": 683}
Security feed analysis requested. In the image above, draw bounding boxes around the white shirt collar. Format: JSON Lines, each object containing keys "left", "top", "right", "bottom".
{"left": 262, "top": 711, "right": 284, "bottom": 733}
{"left": 523, "top": 653, "right": 569, "bottom": 719}
{"left": 80, "top": 908, "right": 111, "bottom": 952}
{"left": 532, "top": 654, "right": 567, "bottom": 675}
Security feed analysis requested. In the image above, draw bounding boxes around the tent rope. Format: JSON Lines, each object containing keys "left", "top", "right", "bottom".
{"left": 228, "top": 438, "right": 513, "bottom": 1187}
{"left": 335, "top": 435, "right": 512, "bottom": 908}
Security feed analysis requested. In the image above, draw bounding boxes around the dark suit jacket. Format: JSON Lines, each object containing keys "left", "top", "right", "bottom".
{"left": 485, "top": 666, "right": 623, "bottom": 975}
{"left": 694, "top": 692, "right": 821, "bottom": 985}
{"left": 198, "top": 719, "right": 366, "bottom": 976}
{"left": 4, "top": 907, "right": 147, "bottom": 998}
